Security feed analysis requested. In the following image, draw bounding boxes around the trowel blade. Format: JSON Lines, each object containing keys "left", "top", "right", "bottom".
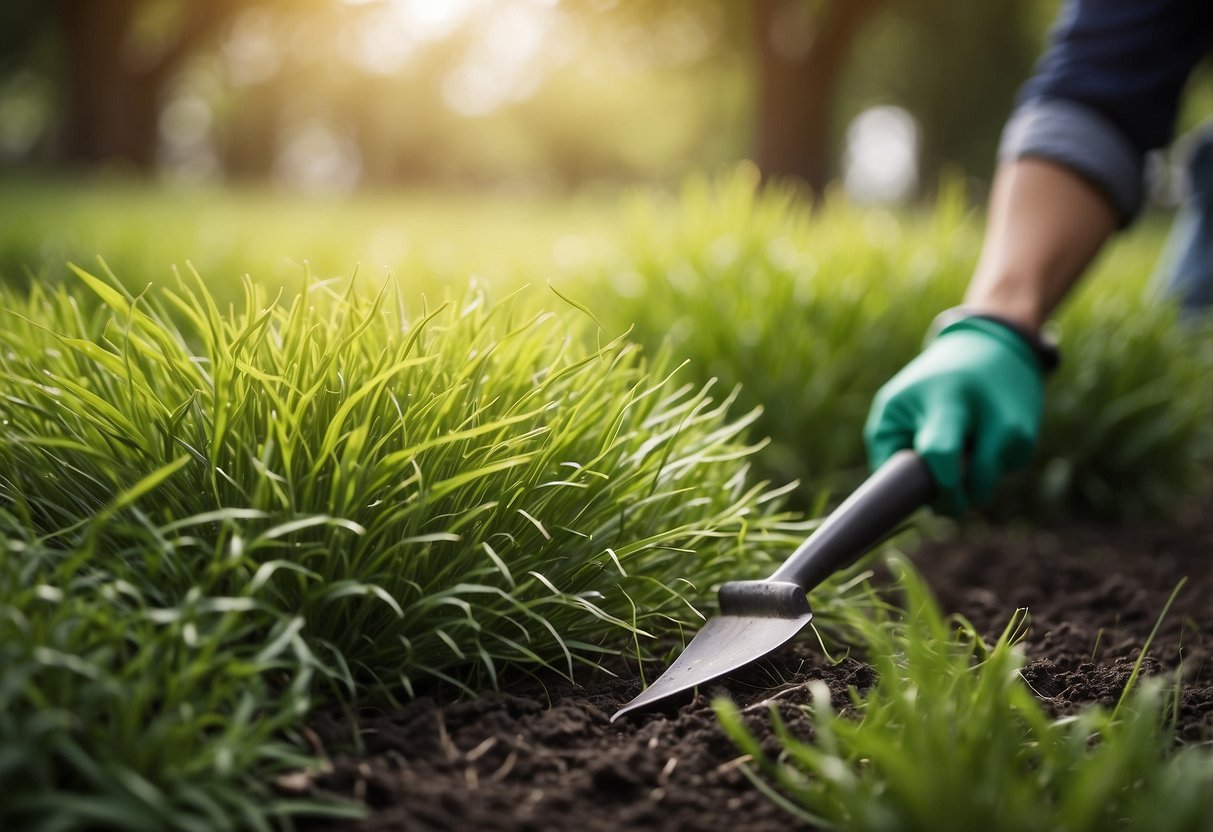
{"left": 610, "top": 610, "right": 813, "bottom": 723}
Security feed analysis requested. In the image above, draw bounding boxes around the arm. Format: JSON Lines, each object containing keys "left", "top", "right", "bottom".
{"left": 964, "top": 158, "right": 1117, "bottom": 332}
{"left": 970, "top": 0, "right": 1211, "bottom": 332}
{"left": 863, "top": 155, "right": 1120, "bottom": 515}
{"left": 865, "top": 0, "right": 1210, "bottom": 515}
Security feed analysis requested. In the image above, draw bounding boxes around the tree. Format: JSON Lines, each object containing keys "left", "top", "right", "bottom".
{"left": 751, "top": 0, "right": 888, "bottom": 195}
{"left": 54, "top": 0, "right": 248, "bottom": 170}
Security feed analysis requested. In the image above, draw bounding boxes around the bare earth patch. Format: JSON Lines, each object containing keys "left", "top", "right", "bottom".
{"left": 298, "top": 502, "right": 1213, "bottom": 831}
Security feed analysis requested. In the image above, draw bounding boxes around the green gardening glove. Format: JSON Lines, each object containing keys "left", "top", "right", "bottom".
{"left": 863, "top": 315, "right": 1047, "bottom": 516}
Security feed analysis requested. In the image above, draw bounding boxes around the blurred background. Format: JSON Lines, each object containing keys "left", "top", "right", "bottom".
{"left": 5, "top": 0, "right": 1208, "bottom": 201}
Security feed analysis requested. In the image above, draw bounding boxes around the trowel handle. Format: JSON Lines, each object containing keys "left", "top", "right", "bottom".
{"left": 768, "top": 449, "right": 935, "bottom": 592}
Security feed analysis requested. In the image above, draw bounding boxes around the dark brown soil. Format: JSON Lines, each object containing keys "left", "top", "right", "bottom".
{"left": 294, "top": 507, "right": 1213, "bottom": 831}
{"left": 912, "top": 510, "right": 1213, "bottom": 745}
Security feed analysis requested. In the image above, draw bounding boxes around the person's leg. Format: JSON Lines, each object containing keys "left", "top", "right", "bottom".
{"left": 1155, "top": 128, "right": 1213, "bottom": 316}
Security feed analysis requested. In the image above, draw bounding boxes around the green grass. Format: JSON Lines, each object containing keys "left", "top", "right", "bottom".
{"left": 583, "top": 167, "right": 1213, "bottom": 520}
{"left": 0, "top": 265, "right": 823, "bottom": 829}
{"left": 716, "top": 559, "right": 1213, "bottom": 832}
{"left": 2, "top": 175, "right": 1212, "bottom": 830}
{"left": 0, "top": 176, "right": 620, "bottom": 304}
{"left": 0, "top": 514, "right": 334, "bottom": 831}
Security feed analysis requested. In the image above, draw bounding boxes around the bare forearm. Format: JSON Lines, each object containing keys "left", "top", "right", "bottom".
{"left": 964, "top": 158, "right": 1119, "bottom": 331}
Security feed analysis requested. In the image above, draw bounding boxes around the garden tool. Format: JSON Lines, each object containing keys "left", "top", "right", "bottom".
{"left": 611, "top": 448, "right": 934, "bottom": 722}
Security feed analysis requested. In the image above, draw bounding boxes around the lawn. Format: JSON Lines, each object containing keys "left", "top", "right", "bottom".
{"left": 1, "top": 173, "right": 1210, "bottom": 831}
{"left": 0, "top": 176, "right": 620, "bottom": 301}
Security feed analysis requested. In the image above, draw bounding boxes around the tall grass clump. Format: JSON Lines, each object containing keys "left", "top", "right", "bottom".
{"left": 0, "top": 266, "right": 816, "bottom": 828}
{"left": 0, "top": 267, "right": 807, "bottom": 689}
{"left": 587, "top": 166, "right": 1213, "bottom": 520}
{"left": 1009, "top": 296, "right": 1213, "bottom": 521}
{"left": 716, "top": 560, "right": 1213, "bottom": 832}
{"left": 0, "top": 511, "right": 339, "bottom": 831}
{"left": 585, "top": 166, "right": 967, "bottom": 494}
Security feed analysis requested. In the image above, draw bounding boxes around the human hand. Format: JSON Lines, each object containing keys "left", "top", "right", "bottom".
{"left": 863, "top": 315, "right": 1047, "bottom": 515}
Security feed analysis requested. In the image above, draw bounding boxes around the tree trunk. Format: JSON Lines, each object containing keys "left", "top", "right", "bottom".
{"left": 56, "top": 0, "right": 236, "bottom": 172}
{"left": 752, "top": 0, "right": 886, "bottom": 195}
{"left": 58, "top": 0, "right": 153, "bottom": 169}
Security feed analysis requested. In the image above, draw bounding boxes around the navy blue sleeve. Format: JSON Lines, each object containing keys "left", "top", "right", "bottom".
{"left": 1001, "top": 0, "right": 1213, "bottom": 223}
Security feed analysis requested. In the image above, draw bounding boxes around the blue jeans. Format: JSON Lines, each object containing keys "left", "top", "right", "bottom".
{"left": 1156, "top": 128, "right": 1213, "bottom": 316}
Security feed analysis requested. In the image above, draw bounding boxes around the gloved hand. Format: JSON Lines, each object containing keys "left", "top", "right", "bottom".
{"left": 864, "top": 315, "right": 1047, "bottom": 516}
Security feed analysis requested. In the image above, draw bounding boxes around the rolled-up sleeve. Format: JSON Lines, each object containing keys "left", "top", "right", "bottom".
{"left": 1001, "top": 0, "right": 1213, "bottom": 225}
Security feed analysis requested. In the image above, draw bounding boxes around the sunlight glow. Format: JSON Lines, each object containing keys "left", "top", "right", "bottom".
{"left": 340, "top": 8, "right": 420, "bottom": 75}
{"left": 274, "top": 120, "right": 363, "bottom": 193}
{"left": 404, "top": 0, "right": 489, "bottom": 40}
{"left": 341, "top": 0, "right": 490, "bottom": 42}
{"left": 337, "top": 0, "right": 557, "bottom": 115}
{"left": 443, "top": 2, "right": 551, "bottom": 116}
{"left": 222, "top": 9, "right": 282, "bottom": 86}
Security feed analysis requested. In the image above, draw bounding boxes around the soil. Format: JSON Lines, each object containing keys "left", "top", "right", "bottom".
{"left": 294, "top": 505, "right": 1213, "bottom": 831}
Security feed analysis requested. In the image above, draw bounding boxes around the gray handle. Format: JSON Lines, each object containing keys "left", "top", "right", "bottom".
{"left": 768, "top": 449, "right": 935, "bottom": 591}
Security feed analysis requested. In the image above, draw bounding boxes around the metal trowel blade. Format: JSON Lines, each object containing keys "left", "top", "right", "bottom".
{"left": 610, "top": 605, "right": 813, "bottom": 722}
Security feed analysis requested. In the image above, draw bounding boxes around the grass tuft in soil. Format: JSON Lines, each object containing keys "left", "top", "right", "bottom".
{"left": 716, "top": 558, "right": 1213, "bottom": 832}
{"left": 0, "top": 266, "right": 832, "bottom": 830}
